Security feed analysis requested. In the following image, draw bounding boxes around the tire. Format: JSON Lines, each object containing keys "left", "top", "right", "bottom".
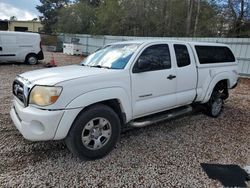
{"left": 26, "top": 54, "right": 38, "bottom": 65}
{"left": 65, "top": 104, "right": 121, "bottom": 160}
{"left": 206, "top": 91, "right": 224, "bottom": 118}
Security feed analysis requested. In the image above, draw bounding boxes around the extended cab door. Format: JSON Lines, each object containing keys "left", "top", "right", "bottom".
{"left": 131, "top": 43, "right": 177, "bottom": 118}
{"left": 173, "top": 43, "right": 197, "bottom": 106}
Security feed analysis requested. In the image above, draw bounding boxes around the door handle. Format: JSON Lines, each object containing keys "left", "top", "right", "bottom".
{"left": 0, "top": 47, "right": 2, "bottom": 51}
{"left": 167, "top": 75, "right": 176, "bottom": 80}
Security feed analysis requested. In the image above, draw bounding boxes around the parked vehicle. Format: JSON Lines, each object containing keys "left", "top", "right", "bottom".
{"left": 0, "top": 31, "right": 44, "bottom": 64}
{"left": 10, "top": 40, "right": 238, "bottom": 159}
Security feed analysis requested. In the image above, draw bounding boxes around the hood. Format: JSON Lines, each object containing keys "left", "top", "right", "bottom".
{"left": 19, "top": 65, "right": 112, "bottom": 85}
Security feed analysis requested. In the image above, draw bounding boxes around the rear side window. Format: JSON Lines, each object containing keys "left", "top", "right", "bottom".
{"left": 195, "top": 46, "right": 235, "bottom": 64}
{"left": 174, "top": 44, "right": 191, "bottom": 67}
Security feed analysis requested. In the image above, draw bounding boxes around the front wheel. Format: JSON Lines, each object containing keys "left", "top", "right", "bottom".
{"left": 206, "top": 91, "right": 224, "bottom": 118}
{"left": 65, "top": 104, "right": 121, "bottom": 160}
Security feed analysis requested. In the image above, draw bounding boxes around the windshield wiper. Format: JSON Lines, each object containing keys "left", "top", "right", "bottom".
{"left": 89, "top": 65, "right": 110, "bottom": 69}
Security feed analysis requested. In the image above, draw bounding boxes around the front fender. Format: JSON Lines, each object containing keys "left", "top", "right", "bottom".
{"left": 202, "top": 71, "right": 238, "bottom": 103}
{"left": 54, "top": 87, "right": 132, "bottom": 140}
{"left": 66, "top": 87, "right": 132, "bottom": 121}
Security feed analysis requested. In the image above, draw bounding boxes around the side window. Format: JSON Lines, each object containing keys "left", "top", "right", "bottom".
{"left": 133, "top": 44, "right": 171, "bottom": 73}
{"left": 195, "top": 46, "right": 236, "bottom": 64}
{"left": 174, "top": 44, "right": 191, "bottom": 67}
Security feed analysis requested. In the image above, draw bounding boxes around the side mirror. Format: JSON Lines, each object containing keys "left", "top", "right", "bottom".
{"left": 135, "top": 58, "right": 151, "bottom": 73}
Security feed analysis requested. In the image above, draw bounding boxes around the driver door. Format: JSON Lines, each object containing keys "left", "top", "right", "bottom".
{"left": 131, "top": 43, "right": 177, "bottom": 118}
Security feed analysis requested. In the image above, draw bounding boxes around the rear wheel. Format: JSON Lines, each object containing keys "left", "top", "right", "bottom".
{"left": 206, "top": 91, "right": 224, "bottom": 118}
{"left": 26, "top": 54, "right": 38, "bottom": 65}
{"left": 65, "top": 104, "right": 121, "bottom": 160}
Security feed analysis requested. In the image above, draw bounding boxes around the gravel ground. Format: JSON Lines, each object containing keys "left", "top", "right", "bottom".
{"left": 0, "top": 52, "right": 249, "bottom": 187}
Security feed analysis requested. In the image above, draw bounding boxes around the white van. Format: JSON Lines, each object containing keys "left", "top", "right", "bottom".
{"left": 0, "top": 31, "right": 44, "bottom": 65}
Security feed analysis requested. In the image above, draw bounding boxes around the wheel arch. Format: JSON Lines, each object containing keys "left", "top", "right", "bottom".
{"left": 202, "top": 72, "right": 232, "bottom": 103}
{"left": 74, "top": 99, "right": 127, "bottom": 126}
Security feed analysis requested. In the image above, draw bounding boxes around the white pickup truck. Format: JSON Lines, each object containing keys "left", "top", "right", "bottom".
{"left": 10, "top": 40, "right": 238, "bottom": 159}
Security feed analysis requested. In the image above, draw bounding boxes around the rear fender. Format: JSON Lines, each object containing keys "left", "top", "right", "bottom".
{"left": 202, "top": 71, "right": 237, "bottom": 103}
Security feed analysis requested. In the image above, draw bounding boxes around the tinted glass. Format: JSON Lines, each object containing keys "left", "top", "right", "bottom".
{"left": 133, "top": 44, "right": 171, "bottom": 72}
{"left": 195, "top": 46, "right": 236, "bottom": 64}
{"left": 174, "top": 44, "right": 191, "bottom": 67}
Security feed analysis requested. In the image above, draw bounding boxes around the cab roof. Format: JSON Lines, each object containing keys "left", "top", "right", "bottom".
{"left": 110, "top": 39, "right": 228, "bottom": 47}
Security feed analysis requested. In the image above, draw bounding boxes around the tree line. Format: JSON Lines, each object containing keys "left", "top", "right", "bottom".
{"left": 37, "top": 0, "right": 250, "bottom": 37}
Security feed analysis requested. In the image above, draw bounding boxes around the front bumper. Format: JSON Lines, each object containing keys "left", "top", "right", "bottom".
{"left": 10, "top": 99, "right": 64, "bottom": 141}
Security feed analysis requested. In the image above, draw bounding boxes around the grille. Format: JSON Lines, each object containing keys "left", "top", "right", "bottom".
{"left": 13, "top": 80, "right": 25, "bottom": 103}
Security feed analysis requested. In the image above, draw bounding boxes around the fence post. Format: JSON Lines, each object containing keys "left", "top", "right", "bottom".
{"left": 86, "top": 35, "right": 89, "bottom": 55}
{"left": 103, "top": 35, "right": 106, "bottom": 46}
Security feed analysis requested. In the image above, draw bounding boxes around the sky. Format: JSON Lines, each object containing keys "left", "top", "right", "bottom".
{"left": 0, "top": 0, "right": 41, "bottom": 20}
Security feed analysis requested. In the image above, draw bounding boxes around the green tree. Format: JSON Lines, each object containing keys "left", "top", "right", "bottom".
{"left": 43, "top": 0, "right": 250, "bottom": 37}
{"left": 75, "top": 0, "right": 101, "bottom": 7}
{"left": 212, "top": 0, "right": 250, "bottom": 37}
{"left": 227, "top": 0, "right": 250, "bottom": 37}
{"left": 196, "top": 1, "right": 220, "bottom": 36}
{"left": 56, "top": 2, "right": 95, "bottom": 34}
{"left": 36, "top": 0, "right": 70, "bottom": 33}
{"left": 10, "top": 16, "right": 17, "bottom": 21}
{"left": 92, "top": 0, "right": 124, "bottom": 35}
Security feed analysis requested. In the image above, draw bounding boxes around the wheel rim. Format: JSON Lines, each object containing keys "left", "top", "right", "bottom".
{"left": 211, "top": 98, "right": 223, "bottom": 116}
{"left": 81, "top": 117, "right": 112, "bottom": 150}
{"left": 28, "top": 56, "right": 37, "bottom": 64}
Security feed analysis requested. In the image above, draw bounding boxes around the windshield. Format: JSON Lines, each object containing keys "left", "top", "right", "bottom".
{"left": 81, "top": 43, "right": 140, "bottom": 69}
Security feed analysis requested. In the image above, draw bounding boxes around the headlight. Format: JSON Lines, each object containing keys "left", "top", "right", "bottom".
{"left": 29, "top": 86, "right": 62, "bottom": 106}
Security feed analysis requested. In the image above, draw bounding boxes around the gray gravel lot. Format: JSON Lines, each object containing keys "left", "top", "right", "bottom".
{"left": 0, "top": 52, "right": 249, "bottom": 187}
